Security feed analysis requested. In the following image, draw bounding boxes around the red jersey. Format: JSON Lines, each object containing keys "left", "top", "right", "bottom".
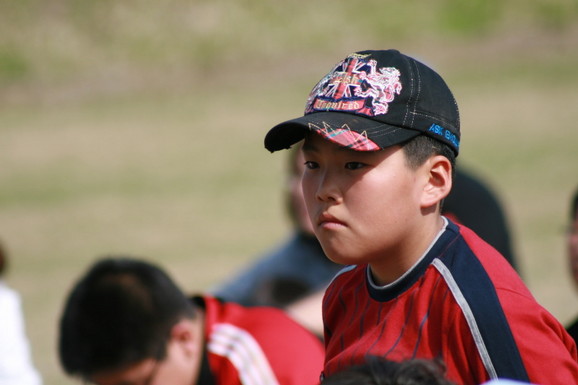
{"left": 322, "top": 219, "right": 578, "bottom": 385}
{"left": 195, "top": 296, "right": 324, "bottom": 385}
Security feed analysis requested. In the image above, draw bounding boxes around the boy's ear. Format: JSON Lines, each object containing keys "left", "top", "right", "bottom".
{"left": 421, "top": 155, "right": 452, "bottom": 208}
{"left": 170, "top": 319, "right": 199, "bottom": 355}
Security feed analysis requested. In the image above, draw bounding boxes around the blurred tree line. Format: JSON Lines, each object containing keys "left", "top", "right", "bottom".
{"left": 0, "top": 0, "right": 577, "bottom": 96}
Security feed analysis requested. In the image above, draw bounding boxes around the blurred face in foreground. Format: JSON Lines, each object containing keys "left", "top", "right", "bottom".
{"left": 301, "top": 132, "right": 449, "bottom": 284}
{"left": 89, "top": 320, "right": 200, "bottom": 385}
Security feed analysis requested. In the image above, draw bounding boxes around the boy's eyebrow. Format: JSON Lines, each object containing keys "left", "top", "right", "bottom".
{"left": 301, "top": 142, "right": 317, "bottom": 153}
{"left": 302, "top": 140, "right": 363, "bottom": 155}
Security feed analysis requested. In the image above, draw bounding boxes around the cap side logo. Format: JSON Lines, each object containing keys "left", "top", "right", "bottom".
{"left": 305, "top": 53, "right": 402, "bottom": 117}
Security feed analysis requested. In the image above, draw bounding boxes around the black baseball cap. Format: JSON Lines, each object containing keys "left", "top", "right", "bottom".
{"left": 264, "top": 49, "right": 460, "bottom": 156}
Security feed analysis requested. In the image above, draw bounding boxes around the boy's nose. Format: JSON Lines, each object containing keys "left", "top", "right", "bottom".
{"left": 315, "top": 171, "right": 340, "bottom": 203}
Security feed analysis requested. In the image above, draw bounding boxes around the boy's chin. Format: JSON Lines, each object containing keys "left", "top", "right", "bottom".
{"left": 326, "top": 253, "right": 358, "bottom": 266}
{"left": 320, "top": 242, "right": 367, "bottom": 265}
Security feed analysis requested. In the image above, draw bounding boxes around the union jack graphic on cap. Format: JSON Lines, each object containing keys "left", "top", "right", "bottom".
{"left": 305, "top": 53, "right": 402, "bottom": 118}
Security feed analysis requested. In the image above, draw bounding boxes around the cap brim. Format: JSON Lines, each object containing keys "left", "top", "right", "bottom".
{"left": 264, "top": 111, "right": 420, "bottom": 152}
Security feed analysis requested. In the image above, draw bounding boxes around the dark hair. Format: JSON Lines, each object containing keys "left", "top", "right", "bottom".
{"left": 58, "top": 257, "right": 195, "bottom": 380}
{"left": 322, "top": 356, "right": 455, "bottom": 385}
{"left": 401, "top": 135, "right": 456, "bottom": 174}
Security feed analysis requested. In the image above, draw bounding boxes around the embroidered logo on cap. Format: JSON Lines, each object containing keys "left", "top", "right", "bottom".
{"left": 305, "top": 53, "right": 402, "bottom": 117}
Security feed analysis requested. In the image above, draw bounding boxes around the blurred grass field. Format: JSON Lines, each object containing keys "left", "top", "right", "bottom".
{"left": 1, "top": 2, "right": 578, "bottom": 384}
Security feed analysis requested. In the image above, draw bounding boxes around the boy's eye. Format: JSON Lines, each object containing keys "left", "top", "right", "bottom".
{"left": 345, "top": 162, "right": 365, "bottom": 170}
{"left": 304, "top": 161, "right": 319, "bottom": 170}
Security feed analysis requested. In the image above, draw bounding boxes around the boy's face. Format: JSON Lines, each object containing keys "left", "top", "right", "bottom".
{"left": 301, "top": 132, "right": 432, "bottom": 267}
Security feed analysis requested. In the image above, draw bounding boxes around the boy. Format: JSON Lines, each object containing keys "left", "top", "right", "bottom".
{"left": 58, "top": 257, "right": 324, "bottom": 385}
{"left": 264, "top": 49, "right": 578, "bottom": 384}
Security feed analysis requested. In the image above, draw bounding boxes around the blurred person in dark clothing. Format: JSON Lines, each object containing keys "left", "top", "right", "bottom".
{"left": 565, "top": 185, "right": 578, "bottom": 344}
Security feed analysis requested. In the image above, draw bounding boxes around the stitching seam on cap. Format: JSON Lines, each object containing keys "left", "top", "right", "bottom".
{"left": 411, "top": 110, "right": 456, "bottom": 128}
{"left": 401, "top": 56, "right": 412, "bottom": 126}
{"left": 409, "top": 59, "right": 420, "bottom": 127}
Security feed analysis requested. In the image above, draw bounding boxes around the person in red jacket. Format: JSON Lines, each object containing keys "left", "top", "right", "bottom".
{"left": 58, "top": 257, "right": 324, "bottom": 385}
{"left": 264, "top": 49, "right": 578, "bottom": 384}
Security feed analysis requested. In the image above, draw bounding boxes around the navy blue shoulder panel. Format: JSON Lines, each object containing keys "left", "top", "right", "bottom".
{"left": 437, "top": 222, "right": 530, "bottom": 381}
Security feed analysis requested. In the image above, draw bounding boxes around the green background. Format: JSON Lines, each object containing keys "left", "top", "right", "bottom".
{"left": 1, "top": 1, "right": 578, "bottom": 384}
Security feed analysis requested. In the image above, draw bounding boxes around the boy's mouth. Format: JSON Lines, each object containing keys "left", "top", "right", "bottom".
{"left": 317, "top": 212, "right": 346, "bottom": 228}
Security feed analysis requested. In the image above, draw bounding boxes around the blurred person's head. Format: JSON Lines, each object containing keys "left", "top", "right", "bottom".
{"left": 568, "top": 186, "right": 578, "bottom": 289}
{"left": 285, "top": 145, "right": 315, "bottom": 236}
{"left": 321, "top": 355, "right": 455, "bottom": 385}
{"left": 59, "top": 257, "right": 201, "bottom": 385}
